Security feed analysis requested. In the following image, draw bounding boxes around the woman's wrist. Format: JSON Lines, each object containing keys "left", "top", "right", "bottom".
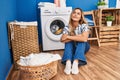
{"left": 67, "top": 35, "right": 71, "bottom": 39}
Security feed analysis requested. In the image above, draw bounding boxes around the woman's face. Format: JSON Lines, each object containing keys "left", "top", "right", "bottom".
{"left": 71, "top": 9, "right": 82, "bottom": 22}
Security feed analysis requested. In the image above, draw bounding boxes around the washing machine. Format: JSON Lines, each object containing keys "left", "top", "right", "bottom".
{"left": 39, "top": 7, "right": 72, "bottom": 51}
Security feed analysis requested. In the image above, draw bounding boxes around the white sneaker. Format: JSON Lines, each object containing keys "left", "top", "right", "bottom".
{"left": 64, "top": 61, "right": 71, "bottom": 75}
{"left": 71, "top": 61, "right": 79, "bottom": 74}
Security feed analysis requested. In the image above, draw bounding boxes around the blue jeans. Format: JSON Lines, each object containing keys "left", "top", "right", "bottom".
{"left": 61, "top": 41, "right": 90, "bottom": 66}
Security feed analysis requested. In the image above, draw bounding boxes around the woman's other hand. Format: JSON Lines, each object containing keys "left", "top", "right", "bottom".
{"left": 61, "top": 34, "right": 68, "bottom": 41}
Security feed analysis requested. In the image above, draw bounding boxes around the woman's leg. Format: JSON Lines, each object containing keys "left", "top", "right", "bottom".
{"left": 73, "top": 42, "right": 90, "bottom": 65}
{"left": 73, "top": 42, "right": 87, "bottom": 62}
{"left": 61, "top": 41, "right": 75, "bottom": 64}
{"left": 71, "top": 42, "right": 90, "bottom": 74}
{"left": 85, "top": 42, "right": 90, "bottom": 54}
{"left": 61, "top": 41, "right": 75, "bottom": 74}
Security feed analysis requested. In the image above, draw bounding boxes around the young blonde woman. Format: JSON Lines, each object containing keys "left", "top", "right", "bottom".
{"left": 61, "top": 8, "right": 90, "bottom": 75}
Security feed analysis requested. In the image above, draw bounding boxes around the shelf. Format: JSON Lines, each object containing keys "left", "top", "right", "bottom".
{"left": 94, "top": 9, "right": 120, "bottom": 46}
{"left": 99, "top": 8, "right": 120, "bottom": 11}
{"left": 100, "top": 42, "right": 119, "bottom": 46}
{"left": 100, "top": 26, "right": 120, "bottom": 30}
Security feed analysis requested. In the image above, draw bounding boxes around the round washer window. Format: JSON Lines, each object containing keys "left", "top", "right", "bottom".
{"left": 45, "top": 17, "right": 67, "bottom": 41}
{"left": 50, "top": 20, "right": 65, "bottom": 35}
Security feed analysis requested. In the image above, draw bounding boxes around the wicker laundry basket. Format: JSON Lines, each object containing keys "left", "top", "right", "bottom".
{"left": 8, "top": 21, "right": 40, "bottom": 66}
{"left": 17, "top": 60, "right": 58, "bottom": 80}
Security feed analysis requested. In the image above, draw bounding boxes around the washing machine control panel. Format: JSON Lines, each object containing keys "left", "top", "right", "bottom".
{"left": 40, "top": 7, "right": 72, "bottom": 15}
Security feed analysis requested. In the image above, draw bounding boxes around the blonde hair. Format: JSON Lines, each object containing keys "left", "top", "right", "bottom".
{"left": 68, "top": 8, "right": 87, "bottom": 35}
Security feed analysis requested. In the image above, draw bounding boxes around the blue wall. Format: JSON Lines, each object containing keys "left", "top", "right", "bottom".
{"left": 0, "top": 0, "right": 117, "bottom": 79}
{"left": 109, "top": 0, "right": 116, "bottom": 8}
{"left": 67, "top": 0, "right": 98, "bottom": 11}
{"left": 16, "top": 0, "right": 38, "bottom": 21}
{"left": 16, "top": 0, "right": 54, "bottom": 21}
{"left": 16, "top": 0, "right": 99, "bottom": 21}
{"left": 0, "top": 0, "right": 16, "bottom": 80}
{"left": 16, "top": 0, "right": 116, "bottom": 21}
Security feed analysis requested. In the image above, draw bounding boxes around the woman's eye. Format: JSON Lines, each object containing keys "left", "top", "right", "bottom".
{"left": 72, "top": 11, "right": 81, "bottom": 15}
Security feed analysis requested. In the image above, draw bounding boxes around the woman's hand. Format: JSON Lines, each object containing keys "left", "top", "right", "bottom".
{"left": 60, "top": 34, "right": 71, "bottom": 43}
{"left": 61, "top": 34, "right": 68, "bottom": 41}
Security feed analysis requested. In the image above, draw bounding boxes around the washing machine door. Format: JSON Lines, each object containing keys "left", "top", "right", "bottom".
{"left": 45, "top": 17, "right": 67, "bottom": 41}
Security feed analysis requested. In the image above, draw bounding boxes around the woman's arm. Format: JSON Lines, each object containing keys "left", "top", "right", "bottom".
{"left": 67, "top": 31, "right": 89, "bottom": 42}
{"left": 60, "top": 34, "right": 72, "bottom": 43}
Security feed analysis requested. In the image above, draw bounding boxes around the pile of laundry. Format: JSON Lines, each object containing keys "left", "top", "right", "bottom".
{"left": 18, "top": 53, "right": 61, "bottom": 66}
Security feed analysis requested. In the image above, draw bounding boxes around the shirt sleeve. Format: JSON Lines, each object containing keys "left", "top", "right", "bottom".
{"left": 82, "top": 24, "right": 89, "bottom": 32}
{"left": 63, "top": 26, "right": 69, "bottom": 34}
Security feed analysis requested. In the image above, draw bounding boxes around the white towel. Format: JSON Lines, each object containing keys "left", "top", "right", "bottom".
{"left": 19, "top": 53, "right": 61, "bottom": 66}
